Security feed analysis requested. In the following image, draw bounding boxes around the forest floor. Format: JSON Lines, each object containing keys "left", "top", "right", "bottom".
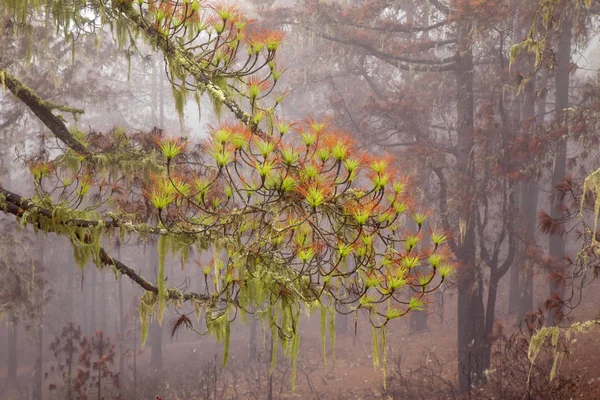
{"left": 2, "top": 278, "right": 600, "bottom": 399}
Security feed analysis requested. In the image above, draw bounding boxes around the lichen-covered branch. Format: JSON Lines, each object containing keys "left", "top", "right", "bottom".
{"left": 0, "top": 185, "right": 213, "bottom": 305}
{"left": 1, "top": 70, "right": 88, "bottom": 155}
{"left": 113, "top": 2, "right": 259, "bottom": 132}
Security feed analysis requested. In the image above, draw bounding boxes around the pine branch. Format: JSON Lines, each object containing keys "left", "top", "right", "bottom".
{"left": 113, "top": 2, "right": 259, "bottom": 133}
{"left": 0, "top": 185, "right": 215, "bottom": 305}
{"left": 1, "top": 70, "right": 88, "bottom": 155}
{"left": 319, "top": 33, "right": 458, "bottom": 72}
{"left": 0, "top": 186, "right": 164, "bottom": 234}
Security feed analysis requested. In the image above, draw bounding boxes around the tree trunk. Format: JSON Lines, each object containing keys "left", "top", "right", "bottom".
{"left": 455, "top": 19, "right": 485, "bottom": 392}
{"left": 520, "top": 180, "right": 538, "bottom": 319}
{"left": 90, "top": 266, "right": 97, "bottom": 334}
{"left": 482, "top": 273, "right": 501, "bottom": 371}
{"left": 118, "top": 247, "right": 125, "bottom": 374}
{"left": 133, "top": 310, "right": 137, "bottom": 400}
{"left": 410, "top": 310, "right": 428, "bottom": 333}
{"left": 150, "top": 321, "right": 163, "bottom": 370}
{"left": 100, "top": 270, "right": 107, "bottom": 332}
{"left": 32, "top": 238, "right": 45, "bottom": 400}
{"left": 510, "top": 67, "right": 538, "bottom": 318}
{"left": 67, "top": 260, "right": 74, "bottom": 323}
{"left": 7, "top": 313, "right": 17, "bottom": 380}
{"left": 547, "top": 17, "right": 572, "bottom": 326}
{"left": 249, "top": 315, "right": 257, "bottom": 361}
{"left": 149, "top": 243, "right": 163, "bottom": 370}
{"left": 82, "top": 270, "right": 89, "bottom": 336}
{"left": 509, "top": 185, "right": 523, "bottom": 315}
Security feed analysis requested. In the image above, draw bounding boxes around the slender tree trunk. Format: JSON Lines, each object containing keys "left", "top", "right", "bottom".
{"left": 7, "top": 313, "right": 17, "bottom": 380}
{"left": 547, "top": 16, "right": 572, "bottom": 326}
{"left": 511, "top": 63, "right": 538, "bottom": 319}
{"left": 133, "top": 310, "right": 137, "bottom": 400}
{"left": 149, "top": 244, "right": 163, "bottom": 369}
{"left": 67, "top": 260, "right": 74, "bottom": 322}
{"left": 3, "top": 154, "right": 18, "bottom": 381}
{"left": 249, "top": 315, "right": 257, "bottom": 360}
{"left": 152, "top": 55, "right": 158, "bottom": 126}
{"left": 32, "top": 238, "right": 45, "bottom": 400}
{"left": 118, "top": 247, "right": 125, "bottom": 374}
{"left": 509, "top": 185, "right": 523, "bottom": 315}
{"left": 90, "top": 266, "right": 97, "bottom": 334}
{"left": 159, "top": 57, "right": 165, "bottom": 128}
{"left": 267, "top": 336, "right": 273, "bottom": 400}
{"left": 82, "top": 270, "right": 89, "bottom": 336}
{"left": 100, "top": 271, "right": 107, "bottom": 332}
{"left": 482, "top": 273, "right": 501, "bottom": 371}
{"left": 520, "top": 179, "right": 538, "bottom": 319}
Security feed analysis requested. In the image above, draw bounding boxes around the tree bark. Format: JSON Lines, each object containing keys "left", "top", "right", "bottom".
{"left": 511, "top": 61, "right": 538, "bottom": 319}
{"left": 455, "top": 19, "right": 485, "bottom": 392}
{"left": 7, "top": 313, "right": 17, "bottom": 380}
{"left": 547, "top": 16, "right": 572, "bottom": 326}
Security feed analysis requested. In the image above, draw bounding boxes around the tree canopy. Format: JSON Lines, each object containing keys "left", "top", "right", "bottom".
{"left": 0, "top": 0, "right": 454, "bottom": 385}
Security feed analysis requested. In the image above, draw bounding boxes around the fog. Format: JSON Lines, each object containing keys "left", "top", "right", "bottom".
{"left": 2, "top": 1, "right": 600, "bottom": 399}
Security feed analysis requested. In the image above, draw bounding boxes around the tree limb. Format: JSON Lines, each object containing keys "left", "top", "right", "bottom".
{"left": 113, "top": 2, "right": 259, "bottom": 133}
{"left": 0, "top": 185, "right": 214, "bottom": 305}
{"left": 331, "top": 18, "right": 450, "bottom": 34}
{"left": 1, "top": 70, "right": 88, "bottom": 155}
{"left": 319, "top": 33, "right": 457, "bottom": 72}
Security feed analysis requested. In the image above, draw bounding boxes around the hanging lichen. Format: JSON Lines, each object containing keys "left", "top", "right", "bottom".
{"left": 139, "top": 291, "right": 158, "bottom": 347}
{"left": 329, "top": 305, "right": 336, "bottom": 367}
{"left": 528, "top": 319, "right": 600, "bottom": 383}
{"left": 372, "top": 325, "right": 380, "bottom": 369}
{"left": 157, "top": 234, "right": 168, "bottom": 325}
{"left": 580, "top": 168, "right": 600, "bottom": 243}
{"left": 320, "top": 303, "right": 327, "bottom": 366}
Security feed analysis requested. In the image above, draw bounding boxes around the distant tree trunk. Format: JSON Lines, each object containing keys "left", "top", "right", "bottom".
{"left": 510, "top": 57, "right": 538, "bottom": 319}
{"left": 249, "top": 314, "right": 257, "bottom": 360}
{"left": 267, "top": 336, "right": 273, "bottom": 400}
{"left": 82, "top": 270, "right": 89, "bottom": 336}
{"left": 152, "top": 55, "right": 158, "bottom": 126}
{"left": 509, "top": 185, "right": 522, "bottom": 315}
{"left": 90, "top": 266, "right": 97, "bottom": 334}
{"left": 547, "top": 16, "right": 571, "bottom": 327}
{"left": 67, "top": 260, "right": 74, "bottom": 322}
{"left": 32, "top": 238, "right": 45, "bottom": 400}
{"left": 159, "top": 56, "right": 165, "bottom": 128}
{"left": 118, "top": 247, "right": 125, "bottom": 374}
{"left": 133, "top": 307, "right": 138, "bottom": 400}
{"left": 520, "top": 179, "right": 538, "bottom": 319}
{"left": 410, "top": 310, "right": 428, "bottom": 333}
{"left": 150, "top": 321, "right": 163, "bottom": 370}
{"left": 149, "top": 244, "right": 163, "bottom": 369}
{"left": 100, "top": 271, "right": 107, "bottom": 332}
{"left": 7, "top": 313, "right": 17, "bottom": 380}
{"left": 3, "top": 154, "right": 18, "bottom": 381}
